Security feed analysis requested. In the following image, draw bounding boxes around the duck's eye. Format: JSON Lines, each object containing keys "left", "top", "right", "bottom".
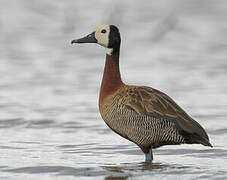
{"left": 101, "top": 29, "right": 106, "bottom": 34}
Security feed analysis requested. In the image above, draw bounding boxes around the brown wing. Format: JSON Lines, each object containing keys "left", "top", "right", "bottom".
{"left": 122, "top": 85, "right": 212, "bottom": 147}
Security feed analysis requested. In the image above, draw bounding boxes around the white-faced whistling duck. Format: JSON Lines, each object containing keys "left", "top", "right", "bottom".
{"left": 71, "top": 24, "right": 212, "bottom": 162}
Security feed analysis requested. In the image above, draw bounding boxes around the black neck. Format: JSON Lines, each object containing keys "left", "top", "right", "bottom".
{"left": 111, "top": 47, "right": 120, "bottom": 65}
{"left": 108, "top": 25, "right": 121, "bottom": 65}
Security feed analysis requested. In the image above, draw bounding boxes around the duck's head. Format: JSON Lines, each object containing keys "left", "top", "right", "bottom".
{"left": 71, "top": 24, "right": 121, "bottom": 57}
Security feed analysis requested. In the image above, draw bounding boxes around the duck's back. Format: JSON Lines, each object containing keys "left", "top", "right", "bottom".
{"left": 99, "top": 85, "right": 212, "bottom": 153}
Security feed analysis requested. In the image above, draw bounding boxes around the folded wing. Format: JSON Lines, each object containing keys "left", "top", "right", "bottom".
{"left": 122, "top": 86, "right": 212, "bottom": 147}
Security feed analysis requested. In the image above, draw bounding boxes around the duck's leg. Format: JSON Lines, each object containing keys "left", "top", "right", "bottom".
{"left": 145, "top": 149, "right": 153, "bottom": 162}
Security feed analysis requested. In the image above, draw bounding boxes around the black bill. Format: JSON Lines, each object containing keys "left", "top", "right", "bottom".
{"left": 71, "top": 32, "right": 97, "bottom": 44}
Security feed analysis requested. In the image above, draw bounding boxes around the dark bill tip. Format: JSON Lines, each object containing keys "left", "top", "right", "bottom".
{"left": 71, "top": 39, "right": 78, "bottom": 44}
{"left": 71, "top": 32, "right": 97, "bottom": 45}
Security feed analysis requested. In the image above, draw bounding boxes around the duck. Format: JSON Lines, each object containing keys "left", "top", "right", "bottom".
{"left": 71, "top": 24, "right": 212, "bottom": 162}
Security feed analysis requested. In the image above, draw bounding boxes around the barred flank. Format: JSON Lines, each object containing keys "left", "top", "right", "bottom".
{"left": 101, "top": 94, "right": 185, "bottom": 148}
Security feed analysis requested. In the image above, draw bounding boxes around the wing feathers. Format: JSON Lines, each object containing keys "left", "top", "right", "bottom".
{"left": 122, "top": 85, "right": 212, "bottom": 147}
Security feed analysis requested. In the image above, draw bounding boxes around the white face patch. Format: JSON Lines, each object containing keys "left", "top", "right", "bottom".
{"left": 94, "top": 24, "right": 110, "bottom": 49}
{"left": 105, "top": 48, "right": 113, "bottom": 55}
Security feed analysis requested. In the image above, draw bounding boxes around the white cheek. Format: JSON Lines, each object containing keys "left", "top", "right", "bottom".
{"left": 105, "top": 48, "right": 113, "bottom": 55}
{"left": 98, "top": 37, "right": 108, "bottom": 47}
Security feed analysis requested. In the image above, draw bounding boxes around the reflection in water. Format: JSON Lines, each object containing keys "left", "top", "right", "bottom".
{"left": 102, "top": 162, "right": 175, "bottom": 180}
{"left": 105, "top": 177, "right": 128, "bottom": 180}
{"left": 103, "top": 166, "right": 129, "bottom": 180}
{"left": 2, "top": 162, "right": 189, "bottom": 180}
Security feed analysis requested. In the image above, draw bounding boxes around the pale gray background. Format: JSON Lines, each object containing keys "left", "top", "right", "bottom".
{"left": 0, "top": 0, "right": 227, "bottom": 179}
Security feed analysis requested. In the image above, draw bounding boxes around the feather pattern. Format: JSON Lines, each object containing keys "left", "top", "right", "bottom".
{"left": 99, "top": 85, "right": 212, "bottom": 153}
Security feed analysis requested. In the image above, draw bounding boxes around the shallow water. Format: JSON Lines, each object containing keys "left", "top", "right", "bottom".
{"left": 0, "top": 0, "right": 227, "bottom": 179}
